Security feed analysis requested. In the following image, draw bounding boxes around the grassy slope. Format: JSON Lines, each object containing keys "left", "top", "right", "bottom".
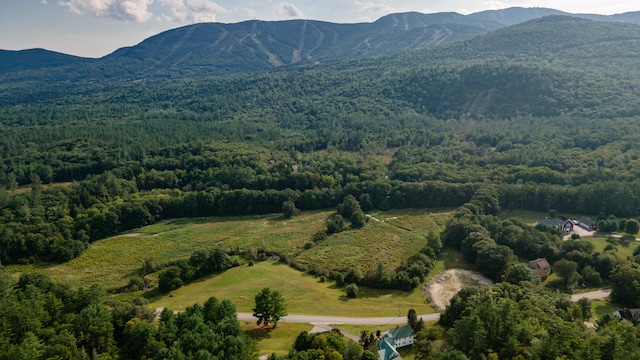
{"left": 146, "top": 260, "right": 433, "bottom": 316}
{"left": 9, "top": 208, "right": 448, "bottom": 291}
{"left": 295, "top": 208, "right": 450, "bottom": 276}
{"left": 10, "top": 211, "right": 330, "bottom": 289}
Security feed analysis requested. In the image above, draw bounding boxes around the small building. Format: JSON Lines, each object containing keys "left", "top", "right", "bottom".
{"left": 615, "top": 309, "right": 640, "bottom": 322}
{"left": 378, "top": 325, "right": 414, "bottom": 360}
{"left": 577, "top": 217, "right": 597, "bottom": 231}
{"left": 534, "top": 217, "right": 574, "bottom": 234}
{"left": 528, "top": 258, "right": 552, "bottom": 281}
{"left": 386, "top": 325, "right": 414, "bottom": 348}
{"left": 378, "top": 338, "right": 401, "bottom": 360}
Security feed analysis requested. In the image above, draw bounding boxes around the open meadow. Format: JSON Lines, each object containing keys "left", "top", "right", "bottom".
{"left": 9, "top": 210, "right": 331, "bottom": 289}
{"left": 8, "top": 208, "right": 450, "bottom": 296}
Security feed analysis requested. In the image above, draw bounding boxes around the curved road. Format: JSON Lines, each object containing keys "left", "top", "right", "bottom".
{"left": 237, "top": 288, "right": 611, "bottom": 326}
{"left": 237, "top": 312, "right": 439, "bottom": 325}
{"left": 571, "top": 288, "right": 611, "bottom": 301}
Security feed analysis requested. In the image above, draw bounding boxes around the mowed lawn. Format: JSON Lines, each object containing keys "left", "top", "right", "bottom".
{"left": 148, "top": 260, "right": 434, "bottom": 317}
{"left": 241, "top": 322, "right": 313, "bottom": 357}
{"left": 582, "top": 236, "right": 637, "bottom": 260}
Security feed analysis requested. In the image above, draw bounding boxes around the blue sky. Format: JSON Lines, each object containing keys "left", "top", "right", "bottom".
{"left": 1, "top": 1, "right": 638, "bottom": 58}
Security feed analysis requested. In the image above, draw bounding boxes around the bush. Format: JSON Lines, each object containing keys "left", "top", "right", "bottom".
{"left": 158, "top": 266, "right": 184, "bottom": 292}
{"left": 282, "top": 200, "right": 298, "bottom": 218}
{"left": 312, "top": 230, "right": 327, "bottom": 243}
{"left": 326, "top": 214, "right": 346, "bottom": 234}
{"left": 127, "top": 276, "right": 145, "bottom": 292}
{"left": 345, "top": 283, "right": 359, "bottom": 298}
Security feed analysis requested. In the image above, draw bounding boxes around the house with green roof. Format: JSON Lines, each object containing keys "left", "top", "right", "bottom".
{"left": 378, "top": 324, "right": 414, "bottom": 360}
{"left": 378, "top": 338, "right": 401, "bottom": 360}
{"left": 386, "top": 325, "right": 415, "bottom": 348}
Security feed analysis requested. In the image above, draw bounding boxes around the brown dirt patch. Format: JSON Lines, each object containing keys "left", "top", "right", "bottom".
{"left": 422, "top": 269, "right": 493, "bottom": 310}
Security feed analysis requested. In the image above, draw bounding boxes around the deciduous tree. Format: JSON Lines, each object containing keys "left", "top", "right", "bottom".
{"left": 253, "top": 287, "right": 287, "bottom": 327}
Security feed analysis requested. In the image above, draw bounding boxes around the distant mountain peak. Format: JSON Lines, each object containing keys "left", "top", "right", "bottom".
{"left": 2, "top": 7, "right": 640, "bottom": 81}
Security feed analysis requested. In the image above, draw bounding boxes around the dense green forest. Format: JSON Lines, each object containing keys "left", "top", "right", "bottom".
{"left": 4, "top": 15, "right": 640, "bottom": 359}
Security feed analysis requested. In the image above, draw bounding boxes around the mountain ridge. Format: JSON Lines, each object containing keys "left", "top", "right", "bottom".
{"left": 1, "top": 7, "right": 640, "bottom": 81}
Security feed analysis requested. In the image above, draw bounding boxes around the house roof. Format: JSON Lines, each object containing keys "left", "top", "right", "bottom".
{"left": 378, "top": 338, "right": 401, "bottom": 360}
{"left": 529, "top": 258, "right": 551, "bottom": 280}
{"left": 533, "top": 267, "right": 548, "bottom": 279}
{"left": 618, "top": 309, "right": 640, "bottom": 321}
{"left": 388, "top": 325, "right": 414, "bottom": 340}
{"left": 578, "top": 217, "right": 596, "bottom": 226}
{"left": 535, "top": 218, "right": 570, "bottom": 227}
{"left": 529, "top": 258, "right": 551, "bottom": 270}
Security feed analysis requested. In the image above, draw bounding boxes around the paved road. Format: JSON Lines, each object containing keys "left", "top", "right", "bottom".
{"left": 571, "top": 288, "right": 611, "bottom": 301}
{"left": 237, "top": 312, "right": 439, "bottom": 325}
{"left": 238, "top": 289, "right": 611, "bottom": 327}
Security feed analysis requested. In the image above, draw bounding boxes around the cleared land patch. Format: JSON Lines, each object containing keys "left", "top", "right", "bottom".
{"left": 422, "top": 269, "right": 493, "bottom": 310}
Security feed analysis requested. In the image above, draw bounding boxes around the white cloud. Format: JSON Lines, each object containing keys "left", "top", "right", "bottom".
{"left": 160, "top": 0, "right": 229, "bottom": 23}
{"left": 57, "top": 0, "right": 229, "bottom": 23}
{"left": 58, "top": 0, "right": 154, "bottom": 22}
{"left": 356, "top": 1, "right": 400, "bottom": 14}
{"left": 238, "top": 6, "right": 257, "bottom": 19}
{"left": 41, "top": 0, "right": 48, "bottom": 4}
{"left": 274, "top": 2, "right": 304, "bottom": 18}
{"left": 483, "top": 1, "right": 510, "bottom": 10}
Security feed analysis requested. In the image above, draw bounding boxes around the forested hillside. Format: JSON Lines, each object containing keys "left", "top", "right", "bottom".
{"left": 2, "top": 16, "right": 640, "bottom": 264}
{"left": 4, "top": 13, "right": 640, "bottom": 359}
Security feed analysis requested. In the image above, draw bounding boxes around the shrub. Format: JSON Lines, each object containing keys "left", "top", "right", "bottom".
{"left": 345, "top": 283, "right": 359, "bottom": 298}
{"left": 312, "top": 230, "right": 327, "bottom": 243}
{"left": 158, "top": 266, "right": 184, "bottom": 292}
{"left": 127, "top": 276, "right": 145, "bottom": 292}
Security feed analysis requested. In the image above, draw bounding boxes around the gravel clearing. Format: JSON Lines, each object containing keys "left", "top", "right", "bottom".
{"left": 422, "top": 269, "right": 493, "bottom": 310}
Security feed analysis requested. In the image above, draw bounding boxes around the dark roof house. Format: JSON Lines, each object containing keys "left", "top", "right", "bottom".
{"left": 617, "top": 309, "right": 640, "bottom": 322}
{"left": 534, "top": 217, "right": 574, "bottom": 234}
{"left": 528, "top": 258, "right": 552, "bottom": 281}
{"left": 577, "top": 217, "right": 598, "bottom": 231}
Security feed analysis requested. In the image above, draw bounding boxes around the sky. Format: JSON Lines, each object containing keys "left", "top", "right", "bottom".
{"left": 1, "top": 0, "right": 638, "bottom": 58}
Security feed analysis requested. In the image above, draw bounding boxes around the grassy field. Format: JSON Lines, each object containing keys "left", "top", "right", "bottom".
{"left": 241, "top": 321, "right": 312, "bottom": 357}
{"left": 592, "top": 300, "right": 617, "bottom": 318}
{"left": 8, "top": 208, "right": 449, "bottom": 291}
{"left": 582, "top": 236, "right": 636, "bottom": 261}
{"left": 498, "top": 210, "right": 549, "bottom": 223}
{"left": 9, "top": 210, "right": 331, "bottom": 289}
{"left": 11, "top": 181, "right": 75, "bottom": 195}
{"left": 147, "top": 260, "right": 434, "bottom": 316}
{"left": 294, "top": 209, "right": 451, "bottom": 277}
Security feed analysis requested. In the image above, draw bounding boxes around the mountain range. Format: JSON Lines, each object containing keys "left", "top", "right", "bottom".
{"left": 1, "top": 7, "right": 640, "bottom": 81}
